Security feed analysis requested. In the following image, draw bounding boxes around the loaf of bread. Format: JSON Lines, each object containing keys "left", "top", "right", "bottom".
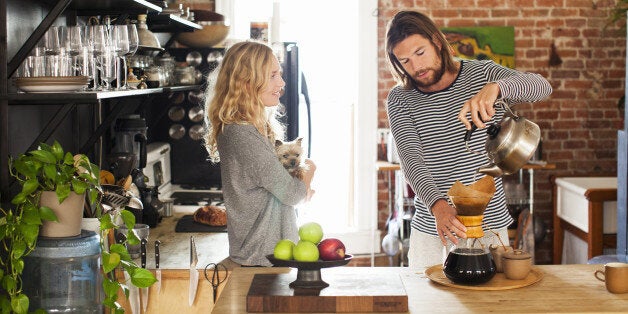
{"left": 193, "top": 205, "right": 227, "bottom": 226}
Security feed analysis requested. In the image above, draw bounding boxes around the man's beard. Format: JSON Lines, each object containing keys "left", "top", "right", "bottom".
{"left": 413, "top": 59, "right": 446, "bottom": 89}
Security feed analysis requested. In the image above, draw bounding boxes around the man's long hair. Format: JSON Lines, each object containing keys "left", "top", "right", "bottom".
{"left": 385, "top": 10, "right": 457, "bottom": 89}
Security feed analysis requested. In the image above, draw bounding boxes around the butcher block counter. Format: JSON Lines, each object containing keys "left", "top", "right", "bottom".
{"left": 211, "top": 264, "right": 628, "bottom": 313}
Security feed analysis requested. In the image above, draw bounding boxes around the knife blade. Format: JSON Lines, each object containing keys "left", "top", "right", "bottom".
{"left": 155, "top": 240, "right": 161, "bottom": 294}
{"left": 189, "top": 236, "right": 199, "bottom": 306}
{"left": 141, "top": 238, "right": 148, "bottom": 312}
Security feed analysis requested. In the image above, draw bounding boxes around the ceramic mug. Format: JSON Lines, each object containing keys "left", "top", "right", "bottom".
{"left": 594, "top": 262, "right": 628, "bottom": 294}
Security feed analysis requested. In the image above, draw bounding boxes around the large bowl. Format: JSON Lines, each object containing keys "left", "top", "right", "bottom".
{"left": 176, "top": 22, "right": 230, "bottom": 48}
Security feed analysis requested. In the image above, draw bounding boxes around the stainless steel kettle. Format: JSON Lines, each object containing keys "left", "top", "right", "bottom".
{"left": 464, "top": 100, "right": 540, "bottom": 177}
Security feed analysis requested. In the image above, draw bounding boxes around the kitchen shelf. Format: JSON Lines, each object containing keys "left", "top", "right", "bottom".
{"left": 6, "top": 85, "right": 201, "bottom": 104}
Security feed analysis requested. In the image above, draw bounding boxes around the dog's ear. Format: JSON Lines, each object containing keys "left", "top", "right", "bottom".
{"left": 295, "top": 137, "right": 303, "bottom": 145}
{"left": 275, "top": 139, "right": 283, "bottom": 147}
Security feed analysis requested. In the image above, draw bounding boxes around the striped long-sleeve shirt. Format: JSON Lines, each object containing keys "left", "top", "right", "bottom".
{"left": 386, "top": 59, "right": 552, "bottom": 236}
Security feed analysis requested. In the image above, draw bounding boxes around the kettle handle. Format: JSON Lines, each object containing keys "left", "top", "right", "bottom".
{"left": 463, "top": 99, "right": 511, "bottom": 155}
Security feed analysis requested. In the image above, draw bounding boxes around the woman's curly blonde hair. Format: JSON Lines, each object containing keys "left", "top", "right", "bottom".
{"left": 204, "top": 41, "right": 284, "bottom": 162}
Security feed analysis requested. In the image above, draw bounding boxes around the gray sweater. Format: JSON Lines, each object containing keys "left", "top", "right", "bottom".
{"left": 217, "top": 124, "right": 306, "bottom": 266}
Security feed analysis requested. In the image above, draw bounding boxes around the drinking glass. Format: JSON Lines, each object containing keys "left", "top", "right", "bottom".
{"left": 86, "top": 25, "right": 108, "bottom": 89}
{"left": 98, "top": 49, "right": 117, "bottom": 90}
{"left": 121, "top": 24, "right": 139, "bottom": 89}
{"left": 111, "top": 25, "right": 129, "bottom": 89}
{"left": 42, "top": 26, "right": 61, "bottom": 56}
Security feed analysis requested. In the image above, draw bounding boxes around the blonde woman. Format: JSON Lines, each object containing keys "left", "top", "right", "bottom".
{"left": 205, "top": 41, "right": 316, "bottom": 267}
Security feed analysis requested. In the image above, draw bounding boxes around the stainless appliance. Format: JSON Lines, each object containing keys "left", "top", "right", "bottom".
{"left": 145, "top": 142, "right": 223, "bottom": 214}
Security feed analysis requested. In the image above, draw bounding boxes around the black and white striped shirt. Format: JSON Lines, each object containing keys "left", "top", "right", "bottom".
{"left": 386, "top": 59, "right": 552, "bottom": 236}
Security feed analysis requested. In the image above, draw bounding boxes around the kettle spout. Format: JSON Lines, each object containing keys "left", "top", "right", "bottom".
{"left": 477, "top": 164, "right": 503, "bottom": 177}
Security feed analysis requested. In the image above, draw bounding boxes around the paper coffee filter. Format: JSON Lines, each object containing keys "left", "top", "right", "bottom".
{"left": 447, "top": 176, "right": 495, "bottom": 216}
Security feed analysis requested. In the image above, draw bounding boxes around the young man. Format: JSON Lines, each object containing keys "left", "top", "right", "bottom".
{"left": 385, "top": 11, "right": 552, "bottom": 269}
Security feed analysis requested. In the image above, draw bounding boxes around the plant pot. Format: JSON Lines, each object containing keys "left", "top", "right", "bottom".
{"left": 40, "top": 191, "right": 85, "bottom": 237}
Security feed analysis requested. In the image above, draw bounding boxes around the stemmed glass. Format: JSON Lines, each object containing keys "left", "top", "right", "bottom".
{"left": 86, "top": 24, "right": 108, "bottom": 89}
{"left": 122, "top": 24, "right": 139, "bottom": 89}
{"left": 42, "top": 26, "right": 61, "bottom": 56}
{"left": 110, "top": 24, "right": 129, "bottom": 90}
{"left": 98, "top": 47, "right": 117, "bottom": 90}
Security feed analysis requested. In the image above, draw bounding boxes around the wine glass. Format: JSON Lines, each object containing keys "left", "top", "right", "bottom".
{"left": 122, "top": 23, "right": 139, "bottom": 89}
{"left": 110, "top": 24, "right": 129, "bottom": 89}
{"left": 42, "top": 26, "right": 61, "bottom": 56}
{"left": 86, "top": 25, "right": 108, "bottom": 89}
{"left": 98, "top": 48, "right": 117, "bottom": 90}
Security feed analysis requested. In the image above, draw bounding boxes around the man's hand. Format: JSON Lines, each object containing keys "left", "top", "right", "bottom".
{"left": 432, "top": 199, "right": 467, "bottom": 245}
{"left": 458, "top": 82, "right": 500, "bottom": 130}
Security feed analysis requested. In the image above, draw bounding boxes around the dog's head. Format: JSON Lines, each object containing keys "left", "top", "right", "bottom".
{"left": 275, "top": 137, "right": 304, "bottom": 170}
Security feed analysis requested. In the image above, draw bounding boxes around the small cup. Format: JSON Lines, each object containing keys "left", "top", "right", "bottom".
{"left": 502, "top": 249, "right": 532, "bottom": 280}
{"left": 489, "top": 244, "right": 513, "bottom": 273}
{"left": 594, "top": 262, "right": 628, "bottom": 294}
{"left": 117, "top": 223, "right": 149, "bottom": 258}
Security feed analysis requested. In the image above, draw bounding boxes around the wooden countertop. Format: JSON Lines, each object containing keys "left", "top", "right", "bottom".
{"left": 212, "top": 264, "right": 628, "bottom": 313}
{"left": 136, "top": 212, "right": 229, "bottom": 269}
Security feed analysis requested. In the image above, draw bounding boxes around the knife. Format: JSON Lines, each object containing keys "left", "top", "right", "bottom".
{"left": 141, "top": 238, "right": 148, "bottom": 312}
{"left": 155, "top": 240, "right": 161, "bottom": 294}
{"left": 189, "top": 236, "right": 199, "bottom": 306}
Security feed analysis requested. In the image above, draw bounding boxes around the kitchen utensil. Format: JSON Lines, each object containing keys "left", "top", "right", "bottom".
{"left": 204, "top": 263, "right": 228, "bottom": 303}
{"left": 136, "top": 14, "right": 161, "bottom": 50}
{"left": 185, "top": 51, "right": 202, "bottom": 67}
{"left": 155, "top": 240, "right": 161, "bottom": 294}
{"left": 140, "top": 238, "right": 149, "bottom": 312}
{"left": 189, "top": 236, "right": 199, "bottom": 306}
{"left": 464, "top": 99, "right": 540, "bottom": 177}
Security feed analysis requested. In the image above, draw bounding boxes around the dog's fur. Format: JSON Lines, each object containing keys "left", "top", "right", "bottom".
{"left": 275, "top": 137, "right": 306, "bottom": 180}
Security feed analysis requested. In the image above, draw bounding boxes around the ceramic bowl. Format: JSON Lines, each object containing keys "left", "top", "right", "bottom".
{"left": 176, "top": 22, "right": 230, "bottom": 48}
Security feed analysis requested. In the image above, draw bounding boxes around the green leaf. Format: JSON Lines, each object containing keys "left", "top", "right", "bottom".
{"left": 43, "top": 163, "right": 58, "bottom": 182}
{"left": 55, "top": 184, "right": 71, "bottom": 203}
{"left": 21, "top": 178, "right": 39, "bottom": 195}
{"left": 126, "top": 230, "right": 140, "bottom": 245}
{"left": 12, "top": 157, "right": 39, "bottom": 178}
{"left": 12, "top": 259, "right": 24, "bottom": 274}
{"left": 120, "top": 210, "right": 136, "bottom": 228}
{"left": 39, "top": 206, "right": 58, "bottom": 222}
{"left": 51, "top": 140, "right": 64, "bottom": 161}
{"left": 12, "top": 241, "right": 26, "bottom": 260}
{"left": 109, "top": 243, "right": 131, "bottom": 261}
{"left": 102, "top": 251, "right": 121, "bottom": 273}
{"left": 103, "top": 276, "right": 121, "bottom": 299}
{"left": 2, "top": 275, "right": 17, "bottom": 291}
{"left": 72, "top": 179, "right": 88, "bottom": 194}
{"left": 10, "top": 193, "right": 26, "bottom": 205}
{"left": 63, "top": 152, "right": 74, "bottom": 165}
{"left": 29, "top": 149, "right": 56, "bottom": 164}
{"left": 0, "top": 296, "right": 10, "bottom": 314}
{"left": 130, "top": 268, "right": 157, "bottom": 288}
{"left": 11, "top": 293, "right": 29, "bottom": 314}
{"left": 20, "top": 224, "right": 40, "bottom": 246}
{"left": 21, "top": 206, "right": 43, "bottom": 225}
{"left": 99, "top": 214, "right": 115, "bottom": 229}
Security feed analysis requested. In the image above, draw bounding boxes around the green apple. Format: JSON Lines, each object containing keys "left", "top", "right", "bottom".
{"left": 298, "top": 222, "right": 324, "bottom": 244}
{"left": 293, "top": 240, "right": 320, "bottom": 262}
{"left": 273, "top": 239, "right": 296, "bottom": 260}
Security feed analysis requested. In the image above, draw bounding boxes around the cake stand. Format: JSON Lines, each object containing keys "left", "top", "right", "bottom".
{"left": 266, "top": 254, "right": 353, "bottom": 288}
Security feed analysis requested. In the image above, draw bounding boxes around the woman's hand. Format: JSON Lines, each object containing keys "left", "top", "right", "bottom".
{"left": 431, "top": 199, "right": 467, "bottom": 246}
{"left": 458, "top": 82, "right": 500, "bottom": 130}
{"left": 302, "top": 159, "right": 317, "bottom": 201}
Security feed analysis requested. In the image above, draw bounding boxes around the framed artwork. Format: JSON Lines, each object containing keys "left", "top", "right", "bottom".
{"left": 441, "top": 26, "right": 515, "bottom": 68}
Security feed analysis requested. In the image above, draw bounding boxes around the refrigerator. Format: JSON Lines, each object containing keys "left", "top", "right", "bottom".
{"left": 278, "top": 42, "right": 312, "bottom": 157}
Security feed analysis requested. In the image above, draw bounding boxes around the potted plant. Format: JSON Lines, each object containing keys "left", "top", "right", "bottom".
{"left": 0, "top": 140, "right": 155, "bottom": 314}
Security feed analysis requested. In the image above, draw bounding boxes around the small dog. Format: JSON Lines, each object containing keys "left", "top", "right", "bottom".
{"left": 275, "top": 137, "right": 306, "bottom": 180}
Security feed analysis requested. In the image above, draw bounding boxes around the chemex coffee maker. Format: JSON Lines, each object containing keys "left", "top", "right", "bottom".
{"left": 108, "top": 114, "right": 162, "bottom": 227}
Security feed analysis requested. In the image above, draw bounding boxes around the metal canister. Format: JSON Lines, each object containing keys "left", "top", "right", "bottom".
{"left": 22, "top": 230, "right": 103, "bottom": 313}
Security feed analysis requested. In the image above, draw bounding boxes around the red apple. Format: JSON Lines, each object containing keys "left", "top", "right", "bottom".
{"left": 317, "top": 238, "right": 346, "bottom": 261}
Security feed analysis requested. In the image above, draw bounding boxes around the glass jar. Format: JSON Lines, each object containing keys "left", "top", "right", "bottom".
{"left": 173, "top": 66, "right": 195, "bottom": 85}
{"left": 154, "top": 53, "right": 175, "bottom": 86}
{"left": 144, "top": 66, "right": 163, "bottom": 88}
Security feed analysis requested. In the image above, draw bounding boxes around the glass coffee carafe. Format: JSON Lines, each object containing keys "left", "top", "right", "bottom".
{"left": 443, "top": 194, "right": 496, "bottom": 285}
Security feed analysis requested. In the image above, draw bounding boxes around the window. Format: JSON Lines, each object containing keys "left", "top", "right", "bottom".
{"left": 217, "top": 0, "right": 379, "bottom": 255}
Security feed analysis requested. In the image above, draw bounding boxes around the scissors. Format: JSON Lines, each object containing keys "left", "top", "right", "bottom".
{"left": 204, "top": 263, "right": 228, "bottom": 303}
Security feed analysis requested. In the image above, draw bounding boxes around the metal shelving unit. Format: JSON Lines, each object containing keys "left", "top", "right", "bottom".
{"left": 0, "top": 0, "right": 202, "bottom": 202}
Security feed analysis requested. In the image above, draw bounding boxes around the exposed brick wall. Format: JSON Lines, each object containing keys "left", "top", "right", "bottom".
{"left": 376, "top": 0, "right": 626, "bottom": 264}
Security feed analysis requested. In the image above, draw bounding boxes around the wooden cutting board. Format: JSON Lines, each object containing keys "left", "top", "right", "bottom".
{"left": 246, "top": 272, "right": 408, "bottom": 312}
